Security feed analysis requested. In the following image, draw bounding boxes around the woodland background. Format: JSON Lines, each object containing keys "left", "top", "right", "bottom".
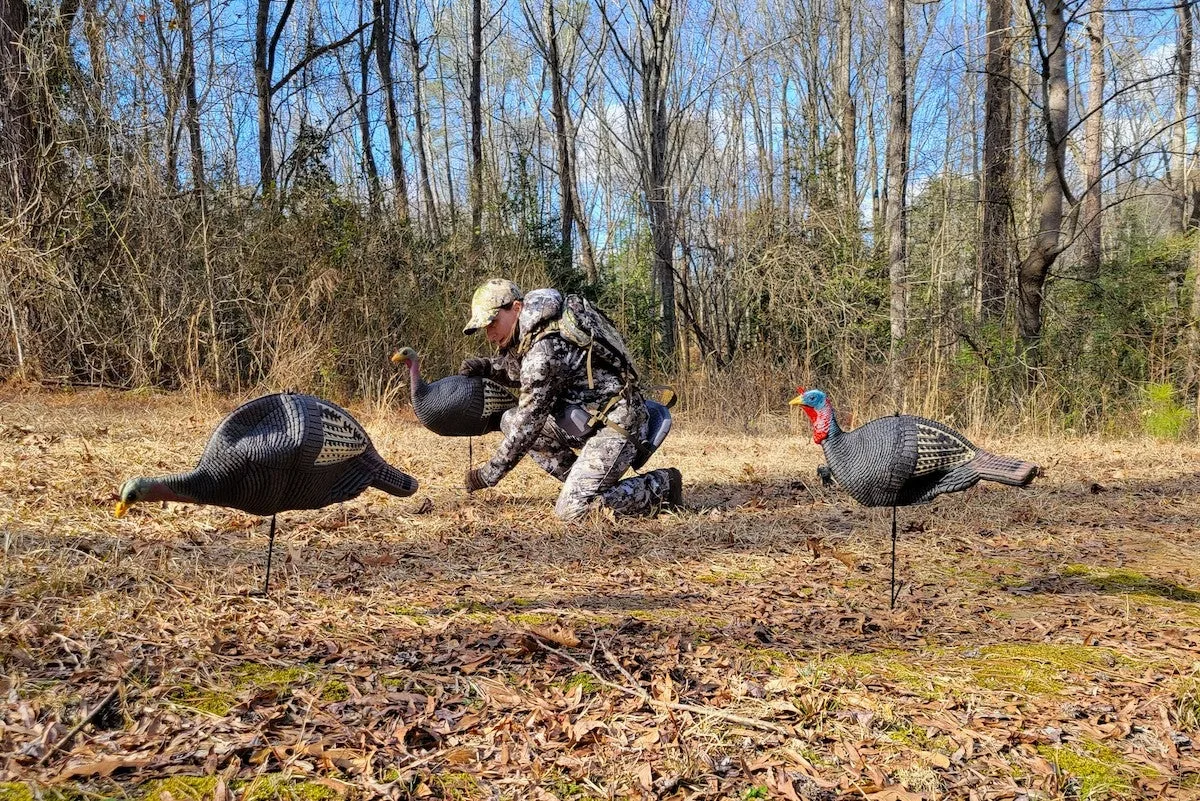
{"left": 3, "top": 0, "right": 1200, "bottom": 433}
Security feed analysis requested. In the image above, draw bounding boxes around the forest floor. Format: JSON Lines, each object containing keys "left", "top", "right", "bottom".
{"left": 2, "top": 388, "right": 1200, "bottom": 801}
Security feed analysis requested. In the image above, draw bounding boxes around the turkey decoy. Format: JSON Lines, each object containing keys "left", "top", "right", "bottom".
{"left": 791, "top": 387, "right": 1038, "bottom": 606}
{"left": 114, "top": 392, "right": 418, "bottom": 594}
{"left": 390, "top": 347, "right": 516, "bottom": 437}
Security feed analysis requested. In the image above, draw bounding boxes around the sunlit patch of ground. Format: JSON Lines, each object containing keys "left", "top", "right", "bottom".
{"left": 2, "top": 388, "right": 1199, "bottom": 799}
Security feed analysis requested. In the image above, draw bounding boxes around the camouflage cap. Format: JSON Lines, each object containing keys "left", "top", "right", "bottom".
{"left": 463, "top": 278, "right": 524, "bottom": 334}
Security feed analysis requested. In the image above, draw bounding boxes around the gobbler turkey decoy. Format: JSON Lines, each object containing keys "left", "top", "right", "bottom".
{"left": 114, "top": 392, "right": 418, "bottom": 594}
{"left": 391, "top": 347, "right": 516, "bottom": 437}
{"left": 791, "top": 387, "right": 1038, "bottom": 606}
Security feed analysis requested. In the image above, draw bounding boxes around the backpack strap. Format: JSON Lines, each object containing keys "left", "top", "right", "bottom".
{"left": 584, "top": 392, "right": 651, "bottom": 464}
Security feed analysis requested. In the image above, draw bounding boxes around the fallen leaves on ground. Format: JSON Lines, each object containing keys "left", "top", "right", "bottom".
{"left": 1, "top": 390, "right": 1200, "bottom": 799}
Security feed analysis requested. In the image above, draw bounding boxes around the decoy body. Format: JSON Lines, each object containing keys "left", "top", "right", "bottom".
{"left": 115, "top": 392, "right": 418, "bottom": 593}
{"left": 791, "top": 388, "right": 1038, "bottom": 506}
{"left": 391, "top": 347, "right": 515, "bottom": 437}
{"left": 791, "top": 387, "right": 1038, "bottom": 605}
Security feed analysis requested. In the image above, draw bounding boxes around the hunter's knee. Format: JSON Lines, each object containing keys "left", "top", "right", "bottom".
{"left": 554, "top": 494, "right": 594, "bottom": 522}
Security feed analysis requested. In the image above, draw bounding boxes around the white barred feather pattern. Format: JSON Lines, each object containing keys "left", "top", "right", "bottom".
{"left": 912, "top": 421, "right": 976, "bottom": 476}
{"left": 313, "top": 405, "right": 369, "bottom": 465}
{"left": 482, "top": 380, "right": 517, "bottom": 415}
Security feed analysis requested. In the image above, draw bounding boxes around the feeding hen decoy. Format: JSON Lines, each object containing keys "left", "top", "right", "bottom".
{"left": 114, "top": 392, "right": 418, "bottom": 594}
{"left": 790, "top": 387, "right": 1039, "bottom": 606}
{"left": 391, "top": 347, "right": 516, "bottom": 437}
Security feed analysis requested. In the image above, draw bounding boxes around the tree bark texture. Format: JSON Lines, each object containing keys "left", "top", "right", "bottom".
{"left": 642, "top": 0, "right": 677, "bottom": 359}
{"left": 254, "top": 0, "right": 278, "bottom": 200}
{"left": 885, "top": 0, "right": 908, "bottom": 355}
{"left": 979, "top": 0, "right": 1013, "bottom": 320}
{"left": 1016, "top": 0, "right": 1069, "bottom": 373}
{"left": 357, "top": 30, "right": 382, "bottom": 212}
{"left": 1079, "top": 0, "right": 1104, "bottom": 280}
{"left": 175, "top": 0, "right": 205, "bottom": 192}
{"left": 374, "top": 0, "right": 410, "bottom": 224}
{"left": 1168, "top": 0, "right": 1192, "bottom": 236}
{"left": 0, "top": 0, "right": 35, "bottom": 214}
{"left": 543, "top": 0, "right": 576, "bottom": 265}
{"left": 836, "top": 0, "right": 857, "bottom": 218}
{"left": 469, "top": 0, "right": 484, "bottom": 244}
{"left": 405, "top": 6, "right": 440, "bottom": 237}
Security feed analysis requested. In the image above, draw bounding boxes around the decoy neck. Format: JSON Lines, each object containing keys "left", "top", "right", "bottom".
{"left": 114, "top": 473, "right": 203, "bottom": 517}
{"left": 390, "top": 347, "right": 427, "bottom": 398}
{"left": 789, "top": 386, "right": 842, "bottom": 445}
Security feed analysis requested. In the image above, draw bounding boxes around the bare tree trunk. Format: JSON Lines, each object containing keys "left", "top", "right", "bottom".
{"left": 836, "top": 0, "right": 857, "bottom": 218}
{"left": 643, "top": 0, "right": 677, "bottom": 359}
{"left": 866, "top": 92, "right": 881, "bottom": 243}
{"left": 254, "top": 0, "right": 279, "bottom": 200}
{"left": 469, "top": 0, "right": 484, "bottom": 246}
{"left": 374, "top": 0, "right": 410, "bottom": 224}
{"left": 175, "top": 0, "right": 205, "bottom": 192}
{"left": 978, "top": 0, "right": 1012, "bottom": 320}
{"left": 543, "top": 0, "right": 578, "bottom": 270}
{"left": 886, "top": 0, "right": 908, "bottom": 395}
{"left": 253, "top": 0, "right": 365, "bottom": 203}
{"left": 151, "top": 0, "right": 182, "bottom": 191}
{"left": 1168, "top": 0, "right": 1192, "bottom": 237}
{"left": 356, "top": 24, "right": 382, "bottom": 212}
{"left": 781, "top": 73, "right": 791, "bottom": 222}
{"left": 0, "top": 0, "right": 34, "bottom": 343}
{"left": 1016, "top": 0, "right": 1069, "bottom": 379}
{"left": 1079, "top": 0, "right": 1104, "bottom": 280}
{"left": 568, "top": 148, "right": 600, "bottom": 284}
{"left": 1188, "top": 235, "right": 1200, "bottom": 416}
{"left": 404, "top": 4, "right": 440, "bottom": 237}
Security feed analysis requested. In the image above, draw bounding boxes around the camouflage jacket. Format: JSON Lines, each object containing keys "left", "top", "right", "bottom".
{"left": 473, "top": 289, "right": 643, "bottom": 486}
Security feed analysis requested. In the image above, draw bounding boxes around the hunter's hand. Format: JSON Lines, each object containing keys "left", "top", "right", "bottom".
{"left": 459, "top": 357, "right": 491, "bottom": 377}
{"left": 465, "top": 466, "right": 491, "bottom": 493}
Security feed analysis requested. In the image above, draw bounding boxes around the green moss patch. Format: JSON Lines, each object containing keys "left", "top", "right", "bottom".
{"left": 0, "top": 784, "right": 35, "bottom": 801}
{"left": 1062, "top": 564, "right": 1200, "bottom": 602}
{"left": 430, "top": 771, "right": 481, "bottom": 800}
{"left": 1038, "top": 741, "right": 1134, "bottom": 799}
{"left": 140, "top": 776, "right": 218, "bottom": 800}
{"left": 319, "top": 679, "right": 350, "bottom": 702}
{"left": 389, "top": 604, "right": 432, "bottom": 625}
{"left": 819, "top": 650, "right": 945, "bottom": 698}
{"left": 170, "top": 662, "right": 323, "bottom": 716}
{"left": 0, "top": 784, "right": 93, "bottom": 801}
{"left": 234, "top": 663, "right": 316, "bottom": 688}
{"left": 168, "top": 682, "right": 238, "bottom": 716}
{"left": 505, "top": 611, "right": 558, "bottom": 625}
{"left": 881, "top": 720, "right": 954, "bottom": 753}
{"left": 560, "top": 672, "right": 602, "bottom": 695}
{"left": 241, "top": 775, "right": 343, "bottom": 801}
{"left": 965, "top": 643, "right": 1118, "bottom": 696}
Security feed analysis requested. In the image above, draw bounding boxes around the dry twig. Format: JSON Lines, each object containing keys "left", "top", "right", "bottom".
{"left": 36, "top": 663, "right": 139, "bottom": 767}
{"left": 529, "top": 634, "right": 793, "bottom": 736}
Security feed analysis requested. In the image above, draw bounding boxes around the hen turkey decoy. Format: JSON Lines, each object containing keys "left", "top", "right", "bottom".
{"left": 114, "top": 392, "right": 418, "bottom": 594}
{"left": 791, "top": 387, "right": 1038, "bottom": 605}
{"left": 391, "top": 347, "right": 516, "bottom": 437}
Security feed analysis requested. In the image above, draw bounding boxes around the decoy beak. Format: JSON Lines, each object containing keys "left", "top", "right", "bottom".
{"left": 113, "top": 500, "right": 130, "bottom": 518}
{"left": 390, "top": 351, "right": 408, "bottom": 365}
{"left": 788, "top": 395, "right": 805, "bottom": 407}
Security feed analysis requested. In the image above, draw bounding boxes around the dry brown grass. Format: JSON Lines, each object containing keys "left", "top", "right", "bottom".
{"left": 2, "top": 388, "right": 1200, "bottom": 800}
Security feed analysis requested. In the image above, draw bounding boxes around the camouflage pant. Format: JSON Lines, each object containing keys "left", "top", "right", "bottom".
{"left": 501, "top": 404, "right": 675, "bottom": 522}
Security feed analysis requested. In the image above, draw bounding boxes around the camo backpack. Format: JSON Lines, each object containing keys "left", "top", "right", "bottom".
{"left": 523, "top": 294, "right": 641, "bottom": 391}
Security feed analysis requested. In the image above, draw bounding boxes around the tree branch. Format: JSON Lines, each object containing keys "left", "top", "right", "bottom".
{"left": 272, "top": 20, "right": 374, "bottom": 95}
